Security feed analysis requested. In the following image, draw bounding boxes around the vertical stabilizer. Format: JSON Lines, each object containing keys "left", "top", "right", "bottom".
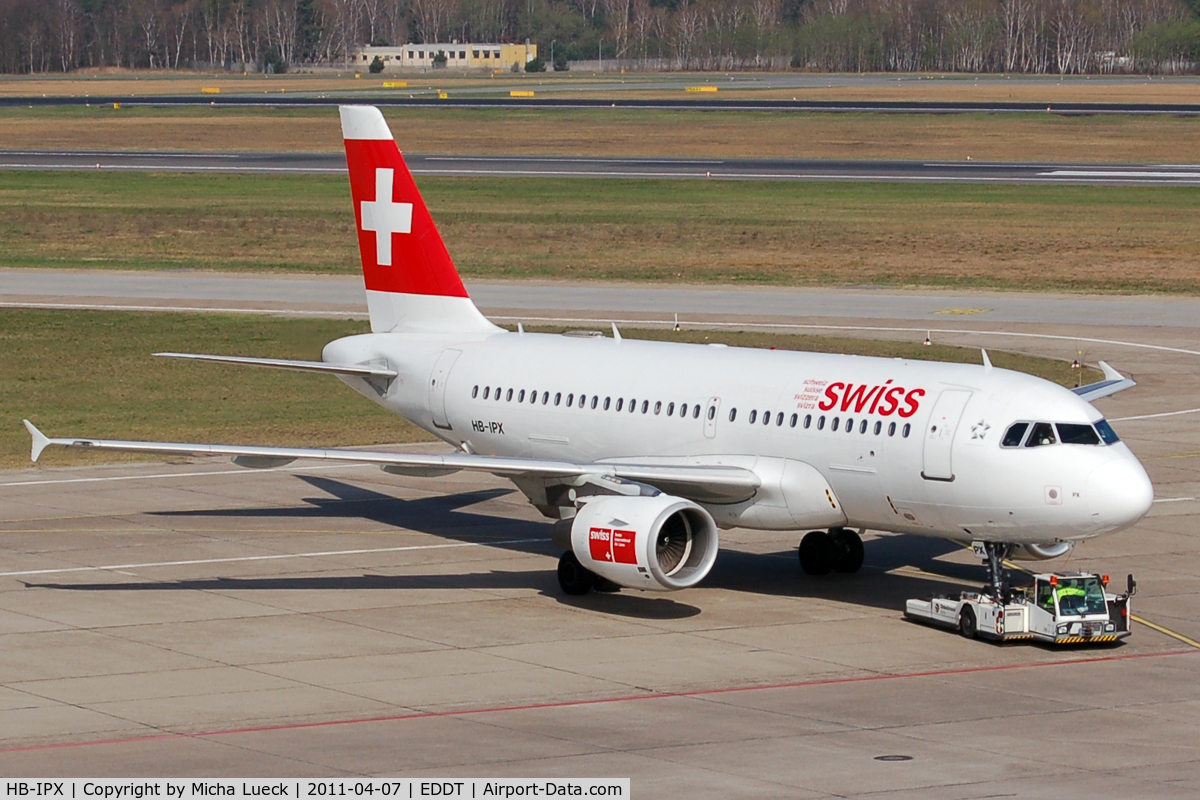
{"left": 340, "top": 105, "right": 499, "bottom": 335}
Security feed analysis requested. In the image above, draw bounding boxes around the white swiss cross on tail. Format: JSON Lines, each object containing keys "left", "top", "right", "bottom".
{"left": 360, "top": 168, "right": 413, "bottom": 267}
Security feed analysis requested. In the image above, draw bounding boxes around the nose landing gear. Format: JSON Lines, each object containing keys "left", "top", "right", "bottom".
{"left": 979, "top": 541, "right": 1015, "bottom": 602}
{"left": 799, "top": 528, "right": 865, "bottom": 575}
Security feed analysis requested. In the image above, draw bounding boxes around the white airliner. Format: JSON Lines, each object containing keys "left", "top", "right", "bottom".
{"left": 24, "top": 105, "right": 1153, "bottom": 598}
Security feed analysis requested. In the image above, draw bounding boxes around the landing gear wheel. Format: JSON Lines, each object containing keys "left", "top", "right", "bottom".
{"left": 829, "top": 528, "right": 865, "bottom": 574}
{"left": 557, "top": 551, "right": 595, "bottom": 595}
{"left": 799, "top": 531, "right": 834, "bottom": 576}
{"left": 959, "top": 606, "right": 978, "bottom": 639}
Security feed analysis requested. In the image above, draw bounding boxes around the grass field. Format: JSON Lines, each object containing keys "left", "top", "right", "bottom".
{"left": 4, "top": 71, "right": 1200, "bottom": 105}
{"left": 2, "top": 104, "right": 1199, "bottom": 162}
{"left": 3, "top": 171, "right": 1198, "bottom": 293}
{"left": 4, "top": 308, "right": 1095, "bottom": 470}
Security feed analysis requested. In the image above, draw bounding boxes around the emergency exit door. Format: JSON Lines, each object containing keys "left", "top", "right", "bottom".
{"left": 922, "top": 389, "right": 972, "bottom": 481}
{"left": 428, "top": 349, "right": 461, "bottom": 430}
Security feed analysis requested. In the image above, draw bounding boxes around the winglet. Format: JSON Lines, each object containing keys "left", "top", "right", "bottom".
{"left": 612, "top": 322, "right": 622, "bottom": 341}
{"left": 23, "top": 419, "right": 49, "bottom": 463}
{"left": 1098, "top": 361, "right": 1123, "bottom": 382}
{"left": 981, "top": 349, "right": 992, "bottom": 370}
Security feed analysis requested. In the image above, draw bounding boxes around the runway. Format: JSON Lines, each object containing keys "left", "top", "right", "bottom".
{"left": 4, "top": 269, "right": 1200, "bottom": 331}
{"left": 6, "top": 150, "right": 1200, "bottom": 184}
{"left": 5, "top": 94, "right": 1200, "bottom": 114}
{"left": 2, "top": 267, "right": 1200, "bottom": 790}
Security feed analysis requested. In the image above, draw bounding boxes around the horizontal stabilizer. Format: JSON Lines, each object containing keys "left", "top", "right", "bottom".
{"left": 155, "top": 352, "right": 397, "bottom": 379}
{"left": 21, "top": 423, "right": 761, "bottom": 503}
{"left": 1072, "top": 361, "right": 1136, "bottom": 402}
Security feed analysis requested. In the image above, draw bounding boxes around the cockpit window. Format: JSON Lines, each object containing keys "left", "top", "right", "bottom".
{"left": 1001, "top": 422, "right": 1029, "bottom": 447}
{"left": 1025, "top": 422, "right": 1057, "bottom": 447}
{"left": 1095, "top": 419, "right": 1120, "bottom": 445}
{"left": 1057, "top": 423, "right": 1101, "bottom": 445}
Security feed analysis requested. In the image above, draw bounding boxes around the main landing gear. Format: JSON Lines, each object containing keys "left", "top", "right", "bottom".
{"left": 556, "top": 551, "right": 620, "bottom": 596}
{"left": 799, "top": 528, "right": 864, "bottom": 575}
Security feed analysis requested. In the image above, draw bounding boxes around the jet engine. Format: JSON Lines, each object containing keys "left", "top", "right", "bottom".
{"left": 566, "top": 494, "right": 719, "bottom": 591}
{"left": 1011, "top": 541, "right": 1075, "bottom": 560}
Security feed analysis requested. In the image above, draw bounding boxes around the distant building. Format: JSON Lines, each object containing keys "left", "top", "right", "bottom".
{"left": 354, "top": 42, "right": 537, "bottom": 72}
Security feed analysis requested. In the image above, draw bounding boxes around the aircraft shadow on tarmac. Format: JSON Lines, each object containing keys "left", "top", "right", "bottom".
{"left": 27, "top": 475, "right": 994, "bottom": 619}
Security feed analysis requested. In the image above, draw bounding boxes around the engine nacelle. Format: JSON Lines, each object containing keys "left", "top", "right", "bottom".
{"left": 1011, "top": 541, "right": 1076, "bottom": 560}
{"left": 569, "top": 494, "right": 719, "bottom": 591}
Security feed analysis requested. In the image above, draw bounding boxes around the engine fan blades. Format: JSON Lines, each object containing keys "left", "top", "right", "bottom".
{"left": 656, "top": 514, "right": 692, "bottom": 575}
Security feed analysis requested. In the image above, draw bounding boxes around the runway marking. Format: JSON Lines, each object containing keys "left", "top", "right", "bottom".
{"left": 0, "top": 164, "right": 345, "bottom": 174}
{"left": 1042, "top": 170, "right": 1200, "bottom": 178}
{"left": 0, "top": 301, "right": 363, "bottom": 317}
{"left": 1131, "top": 616, "right": 1200, "bottom": 649}
{"left": 1112, "top": 407, "right": 1200, "bottom": 422}
{"left": 1154, "top": 496, "right": 1195, "bottom": 503}
{"left": 0, "top": 538, "right": 542, "bottom": 578}
{"left": 0, "top": 462, "right": 373, "bottom": 488}
{"left": 0, "top": 648, "right": 1192, "bottom": 755}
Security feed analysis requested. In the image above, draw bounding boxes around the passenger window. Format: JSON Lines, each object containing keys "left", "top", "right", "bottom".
{"left": 472, "top": 386, "right": 479, "bottom": 399}
{"left": 667, "top": 402, "right": 675, "bottom": 416}
{"left": 749, "top": 410, "right": 757, "bottom": 424}
{"left": 1025, "top": 422, "right": 1056, "bottom": 447}
{"left": 860, "top": 419, "right": 868, "bottom": 434}
{"left": 541, "top": 391, "right": 549, "bottom": 405}
{"left": 832, "top": 417, "right": 840, "bottom": 432}
{"left": 578, "top": 394, "right": 586, "bottom": 408}
{"left": 1002, "top": 422, "right": 1028, "bottom": 447}
{"left": 708, "top": 406, "right": 716, "bottom": 421}
{"left": 601, "top": 397, "right": 608, "bottom": 410}
{"left": 655, "top": 401, "right": 663, "bottom": 415}
{"left": 845, "top": 417, "right": 853, "bottom": 431}
{"left": 506, "top": 389, "right": 513, "bottom": 401}
{"left": 494, "top": 386, "right": 500, "bottom": 399}
{"left": 817, "top": 416, "right": 825, "bottom": 430}
{"left": 790, "top": 413, "right": 798, "bottom": 428}
{"left": 1058, "top": 423, "right": 1100, "bottom": 445}
{"left": 518, "top": 390, "right": 525, "bottom": 402}
{"left": 776, "top": 412, "right": 784, "bottom": 426}
{"left": 692, "top": 405, "right": 700, "bottom": 419}
{"left": 902, "top": 423, "right": 911, "bottom": 438}
{"left": 616, "top": 398, "right": 623, "bottom": 412}
{"left": 804, "top": 414, "right": 812, "bottom": 429}
{"left": 554, "top": 392, "right": 562, "bottom": 406}
{"left": 873, "top": 421, "right": 881, "bottom": 435}
{"left": 763, "top": 411, "right": 771, "bottom": 426}
{"left": 566, "top": 393, "right": 574, "bottom": 406}
{"left": 1095, "top": 419, "right": 1120, "bottom": 444}
{"left": 483, "top": 386, "right": 490, "bottom": 400}
{"left": 888, "top": 421, "right": 896, "bottom": 436}
{"left": 641, "top": 400, "right": 649, "bottom": 414}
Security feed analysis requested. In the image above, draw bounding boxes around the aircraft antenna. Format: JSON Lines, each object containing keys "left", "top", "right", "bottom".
{"left": 981, "top": 349, "right": 992, "bottom": 371}
{"left": 611, "top": 322, "right": 622, "bottom": 341}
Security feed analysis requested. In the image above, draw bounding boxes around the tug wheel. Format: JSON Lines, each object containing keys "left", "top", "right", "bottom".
{"left": 959, "top": 606, "right": 978, "bottom": 639}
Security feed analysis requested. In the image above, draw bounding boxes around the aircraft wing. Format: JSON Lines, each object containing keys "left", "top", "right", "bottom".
{"left": 22, "top": 421, "right": 760, "bottom": 504}
{"left": 1072, "top": 361, "right": 1136, "bottom": 403}
{"left": 155, "top": 352, "right": 398, "bottom": 379}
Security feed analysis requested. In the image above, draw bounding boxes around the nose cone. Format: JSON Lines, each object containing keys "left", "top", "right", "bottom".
{"left": 1088, "top": 457, "right": 1154, "bottom": 534}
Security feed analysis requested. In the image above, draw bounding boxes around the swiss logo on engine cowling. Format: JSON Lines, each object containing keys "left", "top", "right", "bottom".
{"left": 589, "top": 528, "right": 613, "bottom": 561}
{"left": 588, "top": 527, "right": 638, "bottom": 564}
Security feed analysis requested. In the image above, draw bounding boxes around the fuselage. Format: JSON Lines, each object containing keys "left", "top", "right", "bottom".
{"left": 325, "top": 328, "right": 1154, "bottom": 547}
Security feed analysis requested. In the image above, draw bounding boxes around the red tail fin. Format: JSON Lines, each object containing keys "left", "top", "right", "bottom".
{"left": 340, "top": 106, "right": 496, "bottom": 334}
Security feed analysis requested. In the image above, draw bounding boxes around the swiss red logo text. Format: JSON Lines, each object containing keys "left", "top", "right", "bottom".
{"left": 818, "top": 380, "right": 926, "bottom": 418}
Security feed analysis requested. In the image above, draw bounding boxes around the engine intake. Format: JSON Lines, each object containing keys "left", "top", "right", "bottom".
{"left": 569, "top": 494, "right": 719, "bottom": 591}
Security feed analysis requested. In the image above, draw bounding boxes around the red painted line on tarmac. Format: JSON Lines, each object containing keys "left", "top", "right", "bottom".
{"left": 3, "top": 647, "right": 1194, "bottom": 755}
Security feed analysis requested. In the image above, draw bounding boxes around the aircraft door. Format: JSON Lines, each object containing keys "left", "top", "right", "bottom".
{"left": 921, "top": 389, "right": 972, "bottom": 481}
{"left": 428, "top": 348, "right": 461, "bottom": 430}
{"left": 704, "top": 397, "right": 721, "bottom": 439}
